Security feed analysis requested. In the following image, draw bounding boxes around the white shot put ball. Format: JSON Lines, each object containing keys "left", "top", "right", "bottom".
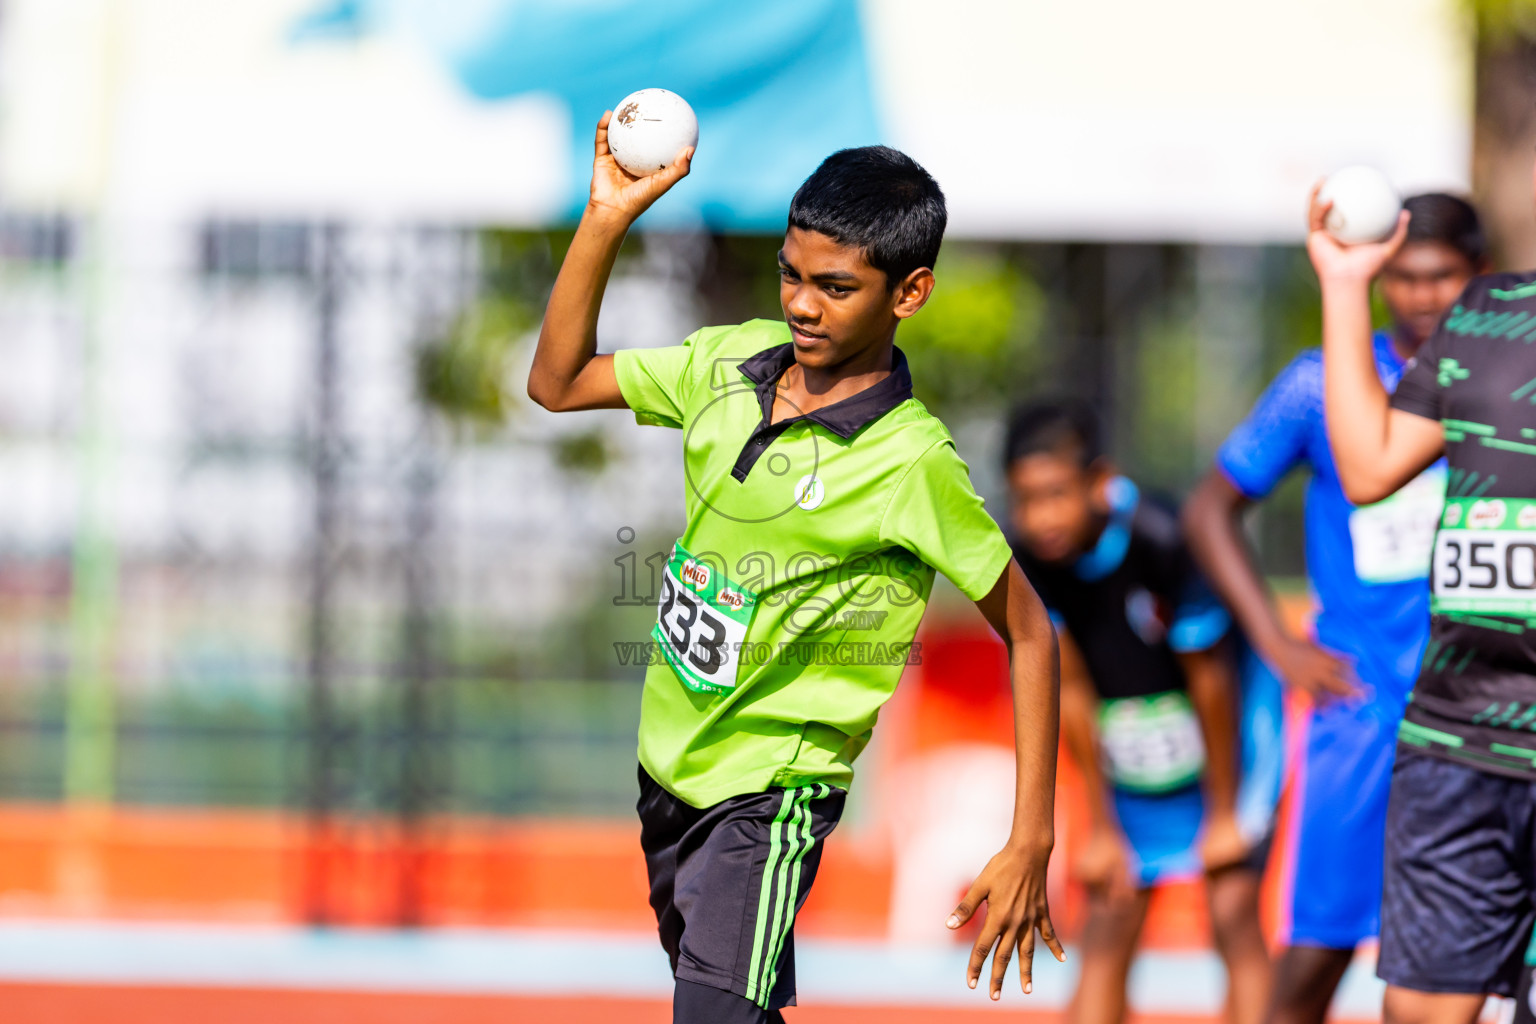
{"left": 1318, "top": 166, "right": 1402, "bottom": 245}
{"left": 607, "top": 88, "right": 698, "bottom": 177}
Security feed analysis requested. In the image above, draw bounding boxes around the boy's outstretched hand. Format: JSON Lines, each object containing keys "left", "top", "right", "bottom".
{"left": 587, "top": 111, "right": 693, "bottom": 224}
{"left": 947, "top": 838, "right": 1066, "bottom": 1001}
{"left": 1306, "top": 182, "right": 1409, "bottom": 286}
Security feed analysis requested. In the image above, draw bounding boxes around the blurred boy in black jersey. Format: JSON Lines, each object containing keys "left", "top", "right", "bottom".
{"left": 1005, "top": 402, "right": 1282, "bottom": 1024}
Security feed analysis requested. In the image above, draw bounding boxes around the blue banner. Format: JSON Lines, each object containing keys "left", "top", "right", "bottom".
{"left": 294, "top": 0, "right": 882, "bottom": 230}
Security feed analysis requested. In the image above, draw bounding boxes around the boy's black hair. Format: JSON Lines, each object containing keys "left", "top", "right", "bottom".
{"left": 787, "top": 146, "right": 947, "bottom": 285}
{"left": 1003, "top": 400, "right": 1102, "bottom": 471}
{"left": 1403, "top": 193, "right": 1487, "bottom": 266}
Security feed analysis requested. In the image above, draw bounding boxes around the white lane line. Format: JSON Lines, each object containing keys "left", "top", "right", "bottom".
{"left": 0, "top": 921, "right": 1385, "bottom": 1014}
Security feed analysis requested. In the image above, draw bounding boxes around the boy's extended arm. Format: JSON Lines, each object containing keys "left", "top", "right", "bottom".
{"left": 1057, "top": 634, "right": 1108, "bottom": 831}
{"left": 1307, "top": 187, "right": 1444, "bottom": 503}
{"left": 526, "top": 112, "right": 693, "bottom": 413}
{"left": 1176, "top": 646, "right": 1245, "bottom": 871}
{"left": 1182, "top": 471, "right": 1355, "bottom": 700}
{"left": 947, "top": 559, "right": 1066, "bottom": 1001}
{"left": 1057, "top": 633, "right": 1132, "bottom": 901}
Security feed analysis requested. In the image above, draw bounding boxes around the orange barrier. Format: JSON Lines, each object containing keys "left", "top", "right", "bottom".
{"left": 0, "top": 743, "right": 1282, "bottom": 946}
{"left": 0, "top": 802, "right": 890, "bottom": 934}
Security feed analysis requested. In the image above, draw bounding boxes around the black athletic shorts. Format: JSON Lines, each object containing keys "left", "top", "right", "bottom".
{"left": 1378, "top": 748, "right": 1536, "bottom": 996}
{"left": 637, "top": 764, "right": 845, "bottom": 1016}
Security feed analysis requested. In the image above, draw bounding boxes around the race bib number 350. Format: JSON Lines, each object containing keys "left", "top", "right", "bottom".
{"left": 1432, "top": 497, "right": 1536, "bottom": 617}
{"left": 653, "top": 542, "right": 759, "bottom": 695}
{"left": 1098, "top": 691, "right": 1206, "bottom": 794}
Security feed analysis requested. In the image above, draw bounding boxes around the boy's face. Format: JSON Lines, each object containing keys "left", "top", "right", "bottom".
{"left": 1379, "top": 240, "right": 1478, "bottom": 349}
{"left": 777, "top": 227, "right": 932, "bottom": 369}
{"left": 1007, "top": 452, "right": 1106, "bottom": 565}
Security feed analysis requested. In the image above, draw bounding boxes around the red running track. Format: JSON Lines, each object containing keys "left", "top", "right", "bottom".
{"left": 0, "top": 984, "right": 1227, "bottom": 1024}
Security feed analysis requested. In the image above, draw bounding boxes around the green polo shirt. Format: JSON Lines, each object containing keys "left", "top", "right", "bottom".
{"left": 613, "top": 319, "right": 1013, "bottom": 807}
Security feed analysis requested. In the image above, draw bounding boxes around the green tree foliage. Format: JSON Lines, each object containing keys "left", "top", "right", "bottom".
{"left": 898, "top": 249, "right": 1046, "bottom": 413}
{"left": 415, "top": 230, "right": 569, "bottom": 430}
{"left": 1465, "top": 0, "right": 1536, "bottom": 40}
{"left": 415, "top": 293, "right": 531, "bottom": 429}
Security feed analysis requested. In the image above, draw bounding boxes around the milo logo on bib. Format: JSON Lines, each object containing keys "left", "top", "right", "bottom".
{"left": 653, "top": 542, "right": 759, "bottom": 695}
{"left": 680, "top": 559, "right": 712, "bottom": 590}
{"left": 1467, "top": 499, "right": 1507, "bottom": 530}
{"left": 1432, "top": 497, "right": 1536, "bottom": 617}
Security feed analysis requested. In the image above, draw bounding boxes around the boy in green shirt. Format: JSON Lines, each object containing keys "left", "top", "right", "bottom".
{"left": 527, "top": 112, "right": 1064, "bottom": 1023}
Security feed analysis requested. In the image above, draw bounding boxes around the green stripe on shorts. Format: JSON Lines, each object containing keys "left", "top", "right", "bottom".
{"left": 754, "top": 788, "right": 811, "bottom": 1003}
{"left": 744, "top": 789, "right": 797, "bottom": 1005}
{"left": 759, "top": 785, "right": 826, "bottom": 1001}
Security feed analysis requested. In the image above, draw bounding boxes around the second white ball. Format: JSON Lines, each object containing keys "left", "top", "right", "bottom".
{"left": 607, "top": 88, "right": 698, "bottom": 178}
{"left": 1319, "top": 166, "right": 1402, "bottom": 245}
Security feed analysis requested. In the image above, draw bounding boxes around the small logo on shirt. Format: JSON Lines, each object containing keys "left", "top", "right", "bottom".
{"left": 717, "top": 588, "right": 746, "bottom": 611}
{"left": 1519, "top": 506, "right": 1536, "bottom": 530}
{"left": 1468, "top": 499, "right": 1507, "bottom": 530}
{"left": 795, "top": 474, "right": 825, "bottom": 511}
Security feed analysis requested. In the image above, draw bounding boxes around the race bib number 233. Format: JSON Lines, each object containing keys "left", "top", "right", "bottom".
{"left": 653, "top": 542, "right": 759, "bottom": 695}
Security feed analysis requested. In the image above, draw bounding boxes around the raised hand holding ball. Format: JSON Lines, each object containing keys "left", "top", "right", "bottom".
{"left": 1317, "top": 166, "right": 1402, "bottom": 245}
{"left": 606, "top": 89, "right": 699, "bottom": 178}
{"left": 1305, "top": 171, "right": 1410, "bottom": 286}
{"left": 587, "top": 91, "right": 695, "bottom": 225}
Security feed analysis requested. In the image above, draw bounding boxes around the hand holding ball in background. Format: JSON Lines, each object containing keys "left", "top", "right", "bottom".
{"left": 587, "top": 89, "right": 698, "bottom": 225}
{"left": 1318, "top": 166, "right": 1402, "bottom": 245}
{"left": 1306, "top": 165, "right": 1411, "bottom": 285}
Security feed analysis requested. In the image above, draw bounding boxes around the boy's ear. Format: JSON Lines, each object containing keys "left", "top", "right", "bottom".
{"left": 892, "top": 267, "right": 935, "bottom": 320}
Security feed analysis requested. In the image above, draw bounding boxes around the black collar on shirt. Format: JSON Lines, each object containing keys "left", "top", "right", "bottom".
{"left": 730, "top": 342, "right": 914, "bottom": 481}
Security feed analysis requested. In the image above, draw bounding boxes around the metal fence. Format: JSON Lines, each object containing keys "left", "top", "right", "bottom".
{"left": 0, "top": 217, "right": 1315, "bottom": 922}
